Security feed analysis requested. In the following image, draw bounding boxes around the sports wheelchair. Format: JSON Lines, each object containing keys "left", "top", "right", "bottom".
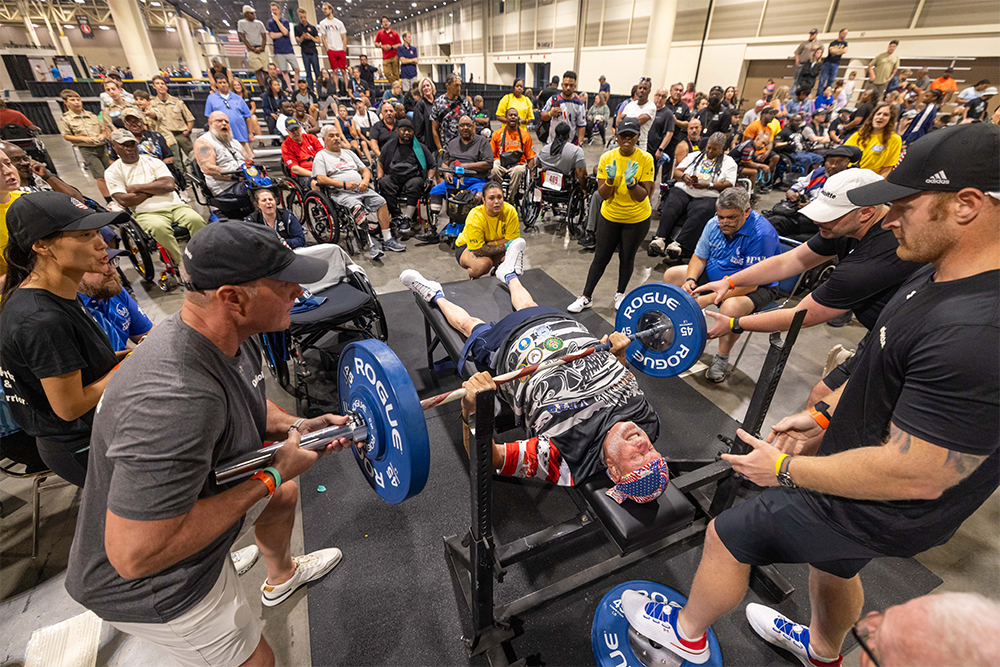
{"left": 257, "top": 244, "right": 387, "bottom": 411}
{"left": 518, "top": 168, "right": 593, "bottom": 238}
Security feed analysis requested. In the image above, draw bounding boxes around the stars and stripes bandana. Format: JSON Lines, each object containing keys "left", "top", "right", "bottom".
{"left": 606, "top": 458, "right": 669, "bottom": 504}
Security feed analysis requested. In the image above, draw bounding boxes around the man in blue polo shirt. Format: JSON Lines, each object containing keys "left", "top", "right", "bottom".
{"left": 79, "top": 249, "right": 153, "bottom": 351}
{"left": 663, "top": 186, "right": 779, "bottom": 382}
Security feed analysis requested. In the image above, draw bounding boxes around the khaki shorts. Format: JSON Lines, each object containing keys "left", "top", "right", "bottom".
{"left": 110, "top": 559, "right": 260, "bottom": 667}
{"left": 246, "top": 49, "right": 268, "bottom": 72}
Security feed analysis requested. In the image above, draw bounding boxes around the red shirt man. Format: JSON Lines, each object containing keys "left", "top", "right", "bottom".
{"left": 281, "top": 121, "right": 323, "bottom": 183}
{"left": 374, "top": 16, "right": 402, "bottom": 84}
{"left": 0, "top": 106, "right": 39, "bottom": 131}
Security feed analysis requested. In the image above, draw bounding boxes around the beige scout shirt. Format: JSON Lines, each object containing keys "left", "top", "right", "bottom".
{"left": 149, "top": 94, "right": 195, "bottom": 134}
{"left": 59, "top": 110, "right": 106, "bottom": 145}
{"left": 103, "top": 100, "right": 140, "bottom": 130}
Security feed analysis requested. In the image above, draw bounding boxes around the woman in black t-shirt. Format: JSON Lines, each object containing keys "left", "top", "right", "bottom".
{"left": 0, "top": 193, "right": 127, "bottom": 487}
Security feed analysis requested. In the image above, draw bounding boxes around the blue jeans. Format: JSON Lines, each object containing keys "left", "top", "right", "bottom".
{"left": 302, "top": 53, "right": 321, "bottom": 90}
{"left": 817, "top": 61, "right": 839, "bottom": 96}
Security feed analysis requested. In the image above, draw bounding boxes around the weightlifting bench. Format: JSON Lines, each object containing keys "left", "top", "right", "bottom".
{"left": 411, "top": 272, "right": 805, "bottom": 664}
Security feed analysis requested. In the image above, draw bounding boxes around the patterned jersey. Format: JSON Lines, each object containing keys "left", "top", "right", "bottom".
{"left": 495, "top": 315, "right": 658, "bottom": 484}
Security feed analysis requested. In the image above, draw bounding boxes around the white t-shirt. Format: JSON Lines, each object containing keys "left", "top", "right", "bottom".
{"left": 621, "top": 99, "right": 657, "bottom": 150}
{"left": 674, "top": 151, "right": 739, "bottom": 199}
{"left": 311, "top": 148, "right": 365, "bottom": 182}
{"left": 237, "top": 18, "right": 267, "bottom": 47}
{"left": 318, "top": 17, "right": 346, "bottom": 52}
{"left": 741, "top": 109, "right": 759, "bottom": 127}
{"left": 352, "top": 109, "right": 379, "bottom": 131}
{"left": 957, "top": 86, "right": 980, "bottom": 102}
{"left": 276, "top": 113, "right": 291, "bottom": 136}
{"left": 105, "top": 154, "right": 182, "bottom": 214}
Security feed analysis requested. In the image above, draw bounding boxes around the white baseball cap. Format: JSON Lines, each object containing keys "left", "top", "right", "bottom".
{"left": 799, "top": 168, "right": 883, "bottom": 223}
{"left": 242, "top": 4, "right": 255, "bottom": 13}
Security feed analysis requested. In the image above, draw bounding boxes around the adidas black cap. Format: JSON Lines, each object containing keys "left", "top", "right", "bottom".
{"left": 848, "top": 123, "right": 1000, "bottom": 206}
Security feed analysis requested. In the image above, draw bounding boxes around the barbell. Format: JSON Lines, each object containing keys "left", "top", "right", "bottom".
{"left": 214, "top": 283, "right": 708, "bottom": 503}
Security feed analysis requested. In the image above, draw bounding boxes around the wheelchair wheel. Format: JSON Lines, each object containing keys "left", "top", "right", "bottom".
{"left": 259, "top": 331, "right": 291, "bottom": 389}
{"left": 121, "top": 221, "right": 155, "bottom": 285}
{"left": 567, "top": 189, "right": 587, "bottom": 237}
{"left": 353, "top": 273, "right": 388, "bottom": 342}
{"left": 519, "top": 183, "right": 540, "bottom": 228}
{"left": 305, "top": 193, "right": 340, "bottom": 244}
{"left": 282, "top": 185, "right": 308, "bottom": 234}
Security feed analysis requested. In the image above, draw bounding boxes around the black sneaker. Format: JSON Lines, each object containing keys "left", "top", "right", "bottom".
{"left": 577, "top": 232, "right": 596, "bottom": 249}
{"left": 396, "top": 216, "right": 413, "bottom": 235}
{"left": 414, "top": 228, "right": 440, "bottom": 244}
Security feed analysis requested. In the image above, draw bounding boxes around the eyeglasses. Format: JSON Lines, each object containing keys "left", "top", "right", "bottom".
{"left": 851, "top": 617, "right": 882, "bottom": 667}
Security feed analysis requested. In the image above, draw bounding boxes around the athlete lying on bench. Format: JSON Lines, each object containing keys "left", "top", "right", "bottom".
{"left": 400, "top": 239, "right": 668, "bottom": 504}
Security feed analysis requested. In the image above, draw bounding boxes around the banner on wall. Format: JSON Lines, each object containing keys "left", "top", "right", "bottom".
{"left": 77, "top": 14, "right": 94, "bottom": 39}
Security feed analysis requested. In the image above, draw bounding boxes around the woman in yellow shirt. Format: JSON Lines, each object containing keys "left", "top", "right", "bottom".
{"left": 567, "top": 118, "right": 655, "bottom": 313}
{"left": 495, "top": 78, "right": 534, "bottom": 125}
{"left": 455, "top": 181, "right": 521, "bottom": 279}
{"left": 846, "top": 103, "right": 902, "bottom": 176}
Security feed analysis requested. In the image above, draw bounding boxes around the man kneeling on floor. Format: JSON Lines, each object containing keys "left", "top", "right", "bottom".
{"left": 106, "top": 128, "right": 205, "bottom": 264}
{"left": 65, "top": 222, "right": 353, "bottom": 667}
{"left": 400, "top": 242, "right": 667, "bottom": 501}
{"left": 662, "top": 186, "right": 779, "bottom": 382}
{"left": 454, "top": 181, "right": 521, "bottom": 279}
{"left": 620, "top": 123, "right": 1000, "bottom": 667}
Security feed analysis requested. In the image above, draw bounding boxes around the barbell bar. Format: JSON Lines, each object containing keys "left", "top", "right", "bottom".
{"left": 215, "top": 323, "right": 669, "bottom": 486}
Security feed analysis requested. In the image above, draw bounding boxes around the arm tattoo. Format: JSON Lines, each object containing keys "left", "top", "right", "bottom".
{"left": 887, "top": 423, "right": 912, "bottom": 454}
{"left": 944, "top": 450, "right": 987, "bottom": 481}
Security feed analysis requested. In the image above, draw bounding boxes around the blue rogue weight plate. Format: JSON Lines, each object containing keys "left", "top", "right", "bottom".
{"left": 337, "top": 339, "right": 430, "bottom": 504}
{"left": 592, "top": 580, "right": 722, "bottom": 667}
{"left": 615, "top": 284, "right": 707, "bottom": 377}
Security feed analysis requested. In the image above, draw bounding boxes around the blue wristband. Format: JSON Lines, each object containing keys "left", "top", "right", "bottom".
{"left": 263, "top": 466, "right": 282, "bottom": 489}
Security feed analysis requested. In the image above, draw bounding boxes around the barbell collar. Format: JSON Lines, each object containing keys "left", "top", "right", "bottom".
{"left": 213, "top": 412, "right": 368, "bottom": 485}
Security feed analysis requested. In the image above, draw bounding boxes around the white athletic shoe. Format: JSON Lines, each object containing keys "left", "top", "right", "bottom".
{"left": 230, "top": 545, "right": 259, "bottom": 576}
{"left": 745, "top": 603, "right": 843, "bottom": 667}
{"left": 495, "top": 237, "right": 526, "bottom": 285}
{"left": 620, "top": 590, "right": 711, "bottom": 665}
{"left": 400, "top": 269, "right": 443, "bottom": 303}
{"left": 567, "top": 296, "right": 592, "bottom": 313}
{"left": 614, "top": 292, "right": 625, "bottom": 311}
{"left": 260, "top": 547, "right": 343, "bottom": 607}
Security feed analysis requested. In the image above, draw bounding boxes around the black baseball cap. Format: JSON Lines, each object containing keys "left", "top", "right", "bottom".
{"left": 824, "top": 144, "right": 862, "bottom": 161}
{"left": 848, "top": 123, "right": 1000, "bottom": 206}
{"left": 6, "top": 192, "right": 128, "bottom": 252}
{"left": 182, "top": 222, "right": 327, "bottom": 291}
{"left": 617, "top": 118, "right": 641, "bottom": 136}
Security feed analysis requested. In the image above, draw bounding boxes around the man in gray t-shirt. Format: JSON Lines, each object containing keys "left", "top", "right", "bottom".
{"left": 237, "top": 6, "right": 269, "bottom": 88}
{"left": 65, "top": 223, "right": 351, "bottom": 666}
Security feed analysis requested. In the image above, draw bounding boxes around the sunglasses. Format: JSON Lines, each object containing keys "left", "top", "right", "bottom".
{"left": 851, "top": 618, "right": 882, "bottom": 667}
{"left": 639, "top": 77, "right": 651, "bottom": 83}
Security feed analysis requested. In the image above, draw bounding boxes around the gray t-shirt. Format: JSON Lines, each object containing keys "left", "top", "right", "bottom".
{"left": 443, "top": 134, "right": 493, "bottom": 178}
{"left": 311, "top": 148, "right": 366, "bottom": 183}
{"left": 237, "top": 18, "right": 268, "bottom": 47}
{"left": 538, "top": 142, "right": 586, "bottom": 177}
{"left": 65, "top": 313, "right": 267, "bottom": 624}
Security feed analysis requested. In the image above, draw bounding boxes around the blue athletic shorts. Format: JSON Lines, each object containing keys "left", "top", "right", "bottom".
{"left": 430, "top": 177, "right": 487, "bottom": 196}
{"left": 460, "top": 306, "right": 563, "bottom": 372}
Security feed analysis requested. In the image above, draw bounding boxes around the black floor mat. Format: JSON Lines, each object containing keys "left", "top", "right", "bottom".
{"left": 300, "top": 270, "right": 941, "bottom": 666}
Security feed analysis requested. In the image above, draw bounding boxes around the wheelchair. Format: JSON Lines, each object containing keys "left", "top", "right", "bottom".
{"left": 115, "top": 215, "right": 193, "bottom": 293}
{"left": 188, "top": 160, "right": 273, "bottom": 221}
{"left": 257, "top": 244, "right": 388, "bottom": 410}
{"left": 278, "top": 163, "right": 310, "bottom": 236}
{"left": 1, "top": 123, "right": 57, "bottom": 175}
{"left": 518, "top": 169, "right": 591, "bottom": 238}
{"left": 303, "top": 185, "right": 373, "bottom": 256}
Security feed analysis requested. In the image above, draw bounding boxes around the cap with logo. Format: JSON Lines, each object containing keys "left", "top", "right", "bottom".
{"left": 110, "top": 128, "right": 137, "bottom": 144}
{"left": 182, "top": 221, "right": 327, "bottom": 291}
{"left": 799, "top": 168, "right": 883, "bottom": 223}
{"left": 617, "top": 117, "right": 641, "bottom": 136}
{"left": 848, "top": 123, "right": 1000, "bottom": 206}
{"left": 284, "top": 118, "right": 300, "bottom": 130}
{"left": 6, "top": 192, "right": 128, "bottom": 253}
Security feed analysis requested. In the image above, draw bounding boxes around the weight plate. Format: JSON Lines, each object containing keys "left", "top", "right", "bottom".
{"left": 338, "top": 339, "right": 430, "bottom": 504}
{"left": 615, "top": 284, "right": 707, "bottom": 378}
{"left": 592, "top": 581, "right": 722, "bottom": 667}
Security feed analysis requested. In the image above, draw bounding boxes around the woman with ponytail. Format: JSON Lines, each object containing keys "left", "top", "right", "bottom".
{"left": 0, "top": 191, "right": 129, "bottom": 486}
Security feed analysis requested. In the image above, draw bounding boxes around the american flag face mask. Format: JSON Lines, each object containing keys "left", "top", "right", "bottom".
{"left": 606, "top": 458, "right": 669, "bottom": 505}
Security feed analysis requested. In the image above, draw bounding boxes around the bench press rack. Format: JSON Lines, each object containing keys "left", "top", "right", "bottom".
{"left": 443, "top": 310, "right": 808, "bottom": 665}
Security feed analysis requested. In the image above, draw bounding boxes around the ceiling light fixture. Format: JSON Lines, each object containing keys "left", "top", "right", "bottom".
{"left": 99, "top": 25, "right": 110, "bottom": 30}
{"left": 64, "top": 24, "right": 74, "bottom": 28}
{"left": 151, "top": 1, "right": 161, "bottom": 5}
{"left": 166, "top": 26, "right": 176, "bottom": 31}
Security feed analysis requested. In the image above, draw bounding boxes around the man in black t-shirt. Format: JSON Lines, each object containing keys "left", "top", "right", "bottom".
{"left": 647, "top": 87, "right": 676, "bottom": 174}
{"left": 959, "top": 86, "right": 996, "bottom": 122}
{"left": 399, "top": 252, "right": 666, "bottom": 504}
{"left": 535, "top": 77, "right": 560, "bottom": 112}
{"left": 635, "top": 123, "right": 999, "bottom": 667}
{"left": 376, "top": 118, "right": 434, "bottom": 232}
{"left": 697, "top": 166, "right": 924, "bottom": 406}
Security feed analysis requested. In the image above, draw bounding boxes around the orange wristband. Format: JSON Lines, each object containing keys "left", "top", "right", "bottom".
{"left": 808, "top": 407, "right": 830, "bottom": 430}
{"left": 250, "top": 470, "right": 276, "bottom": 497}
{"left": 723, "top": 275, "right": 736, "bottom": 290}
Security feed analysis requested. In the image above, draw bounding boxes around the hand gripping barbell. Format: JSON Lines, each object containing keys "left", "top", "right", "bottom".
{"left": 214, "top": 283, "right": 708, "bottom": 503}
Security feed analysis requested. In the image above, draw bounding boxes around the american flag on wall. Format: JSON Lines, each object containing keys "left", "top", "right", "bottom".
{"left": 221, "top": 34, "right": 246, "bottom": 57}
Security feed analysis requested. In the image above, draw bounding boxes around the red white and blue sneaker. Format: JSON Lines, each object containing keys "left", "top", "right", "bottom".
{"left": 745, "top": 603, "right": 843, "bottom": 667}
{"left": 621, "top": 590, "right": 711, "bottom": 664}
